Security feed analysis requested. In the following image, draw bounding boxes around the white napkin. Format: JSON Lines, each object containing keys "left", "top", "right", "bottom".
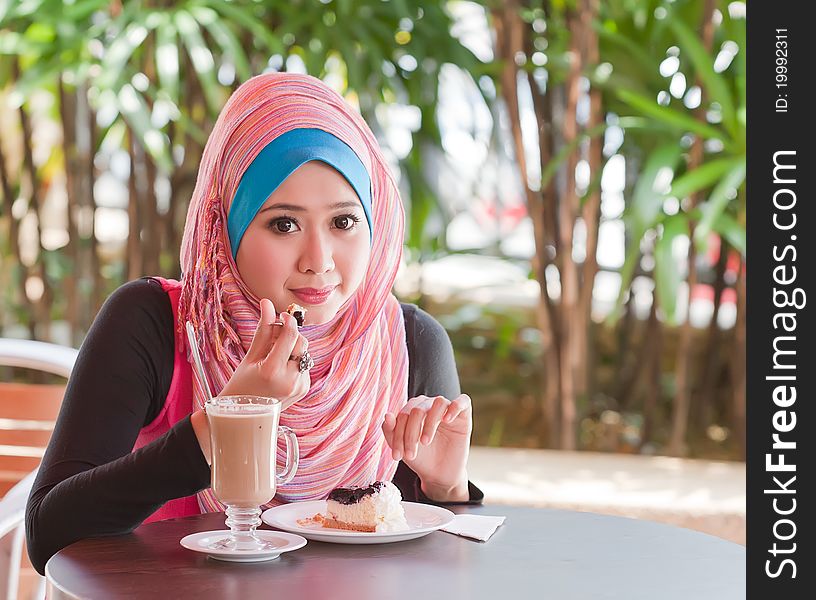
{"left": 440, "top": 514, "right": 506, "bottom": 542}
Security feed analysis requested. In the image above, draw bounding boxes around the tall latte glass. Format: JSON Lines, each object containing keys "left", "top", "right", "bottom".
{"left": 206, "top": 395, "right": 298, "bottom": 551}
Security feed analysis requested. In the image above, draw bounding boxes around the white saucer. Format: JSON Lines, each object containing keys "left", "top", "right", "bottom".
{"left": 179, "top": 530, "right": 307, "bottom": 562}
{"left": 261, "top": 501, "right": 455, "bottom": 544}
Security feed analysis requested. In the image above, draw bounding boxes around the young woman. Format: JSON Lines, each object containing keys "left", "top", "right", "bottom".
{"left": 25, "top": 72, "right": 482, "bottom": 573}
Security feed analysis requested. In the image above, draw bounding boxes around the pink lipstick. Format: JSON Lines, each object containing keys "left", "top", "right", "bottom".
{"left": 290, "top": 286, "right": 337, "bottom": 306}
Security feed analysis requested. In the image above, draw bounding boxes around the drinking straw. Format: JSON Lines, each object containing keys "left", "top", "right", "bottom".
{"left": 185, "top": 321, "right": 215, "bottom": 404}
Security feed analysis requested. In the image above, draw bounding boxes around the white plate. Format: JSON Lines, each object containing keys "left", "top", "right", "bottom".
{"left": 179, "top": 530, "right": 307, "bottom": 562}
{"left": 261, "top": 501, "right": 455, "bottom": 544}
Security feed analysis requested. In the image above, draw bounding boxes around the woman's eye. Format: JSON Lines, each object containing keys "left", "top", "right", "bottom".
{"left": 270, "top": 218, "right": 297, "bottom": 233}
{"left": 333, "top": 215, "right": 360, "bottom": 230}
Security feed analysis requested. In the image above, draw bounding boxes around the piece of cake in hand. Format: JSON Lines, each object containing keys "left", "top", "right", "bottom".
{"left": 286, "top": 303, "right": 306, "bottom": 327}
{"left": 324, "top": 481, "right": 409, "bottom": 533}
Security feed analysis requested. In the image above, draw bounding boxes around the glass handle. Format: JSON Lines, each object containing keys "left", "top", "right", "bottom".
{"left": 276, "top": 426, "right": 299, "bottom": 485}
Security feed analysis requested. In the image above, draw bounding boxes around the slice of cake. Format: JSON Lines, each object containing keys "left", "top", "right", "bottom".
{"left": 323, "top": 481, "right": 410, "bottom": 533}
{"left": 286, "top": 303, "right": 306, "bottom": 327}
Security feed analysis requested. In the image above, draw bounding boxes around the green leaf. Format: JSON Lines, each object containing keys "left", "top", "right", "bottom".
{"left": 609, "top": 143, "right": 684, "bottom": 324}
{"left": 693, "top": 161, "right": 746, "bottom": 250}
{"left": 154, "top": 17, "right": 179, "bottom": 106}
{"left": 338, "top": 37, "right": 364, "bottom": 91}
{"left": 0, "top": 31, "right": 28, "bottom": 54}
{"left": 117, "top": 83, "right": 174, "bottom": 172}
{"left": 595, "top": 22, "right": 662, "bottom": 86}
{"left": 131, "top": 75, "right": 208, "bottom": 147}
{"left": 24, "top": 21, "right": 56, "bottom": 43}
{"left": 606, "top": 238, "right": 641, "bottom": 327}
{"left": 5, "top": 0, "right": 45, "bottom": 18}
{"left": 199, "top": 0, "right": 283, "bottom": 55}
{"left": 98, "top": 16, "right": 152, "bottom": 89}
{"left": 403, "top": 136, "right": 443, "bottom": 254}
{"left": 174, "top": 9, "right": 223, "bottom": 115}
{"left": 63, "top": 0, "right": 105, "bottom": 23}
{"left": 616, "top": 88, "right": 730, "bottom": 146}
{"left": 711, "top": 212, "right": 745, "bottom": 256}
{"left": 350, "top": 22, "right": 386, "bottom": 79}
{"left": 670, "top": 156, "right": 744, "bottom": 199}
{"left": 669, "top": 19, "right": 738, "bottom": 139}
{"left": 616, "top": 116, "right": 664, "bottom": 131}
{"left": 191, "top": 6, "right": 252, "bottom": 82}
{"left": 10, "top": 58, "right": 64, "bottom": 100}
{"left": 628, "top": 143, "right": 685, "bottom": 231}
{"left": 654, "top": 213, "right": 688, "bottom": 325}
{"left": 728, "top": 14, "right": 747, "bottom": 129}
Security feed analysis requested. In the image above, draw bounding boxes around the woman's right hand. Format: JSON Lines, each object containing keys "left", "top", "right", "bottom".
{"left": 191, "top": 299, "right": 310, "bottom": 461}
{"left": 219, "top": 298, "right": 311, "bottom": 408}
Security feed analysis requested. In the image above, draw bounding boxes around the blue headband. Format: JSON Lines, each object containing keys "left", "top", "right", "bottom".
{"left": 227, "top": 128, "right": 373, "bottom": 258}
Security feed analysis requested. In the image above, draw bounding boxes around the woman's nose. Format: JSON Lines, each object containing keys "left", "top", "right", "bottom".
{"left": 298, "top": 230, "right": 335, "bottom": 274}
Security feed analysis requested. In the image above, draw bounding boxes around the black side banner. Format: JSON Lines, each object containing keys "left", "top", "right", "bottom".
{"left": 747, "top": 3, "right": 814, "bottom": 597}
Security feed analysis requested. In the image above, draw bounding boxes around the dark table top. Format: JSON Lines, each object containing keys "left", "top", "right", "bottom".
{"left": 45, "top": 505, "right": 745, "bottom": 600}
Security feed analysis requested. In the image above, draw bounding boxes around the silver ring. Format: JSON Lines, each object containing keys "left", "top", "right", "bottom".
{"left": 291, "top": 350, "right": 313, "bottom": 373}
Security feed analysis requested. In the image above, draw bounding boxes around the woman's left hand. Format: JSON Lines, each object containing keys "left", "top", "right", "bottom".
{"left": 381, "top": 394, "right": 472, "bottom": 502}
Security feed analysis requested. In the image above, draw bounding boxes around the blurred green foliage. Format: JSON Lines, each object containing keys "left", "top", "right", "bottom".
{"left": 1, "top": 0, "right": 746, "bottom": 457}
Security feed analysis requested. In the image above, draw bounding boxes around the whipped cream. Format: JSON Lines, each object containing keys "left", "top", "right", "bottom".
{"left": 371, "top": 481, "right": 410, "bottom": 532}
{"left": 325, "top": 480, "right": 410, "bottom": 533}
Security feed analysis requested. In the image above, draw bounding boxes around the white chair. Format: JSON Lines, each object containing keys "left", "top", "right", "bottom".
{"left": 0, "top": 340, "right": 76, "bottom": 379}
{"left": 0, "top": 338, "right": 78, "bottom": 600}
{"left": 0, "top": 472, "right": 37, "bottom": 600}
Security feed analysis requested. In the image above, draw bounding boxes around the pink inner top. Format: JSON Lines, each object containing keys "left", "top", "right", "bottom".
{"left": 132, "top": 277, "right": 201, "bottom": 523}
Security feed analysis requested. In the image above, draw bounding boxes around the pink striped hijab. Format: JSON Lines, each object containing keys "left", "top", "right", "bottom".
{"left": 177, "top": 73, "right": 408, "bottom": 510}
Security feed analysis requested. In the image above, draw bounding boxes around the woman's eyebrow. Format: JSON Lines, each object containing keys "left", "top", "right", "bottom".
{"left": 260, "top": 200, "right": 361, "bottom": 213}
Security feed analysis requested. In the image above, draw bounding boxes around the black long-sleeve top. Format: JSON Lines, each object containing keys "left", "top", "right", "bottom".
{"left": 25, "top": 277, "right": 482, "bottom": 574}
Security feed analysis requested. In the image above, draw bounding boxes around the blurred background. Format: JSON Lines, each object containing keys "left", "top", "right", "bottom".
{"left": 0, "top": 0, "right": 745, "bottom": 559}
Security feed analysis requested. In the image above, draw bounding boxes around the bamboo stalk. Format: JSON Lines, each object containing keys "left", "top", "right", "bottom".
{"left": 168, "top": 49, "right": 207, "bottom": 279}
{"left": 694, "top": 237, "right": 729, "bottom": 430}
{"left": 142, "top": 31, "right": 161, "bottom": 276}
{"left": 16, "top": 59, "right": 51, "bottom": 341}
{"left": 493, "top": 1, "right": 561, "bottom": 445}
{"left": 554, "top": 5, "right": 587, "bottom": 450}
{"left": 575, "top": 0, "right": 602, "bottom": 399}
{"left": 731, "top": 254, "right": 746, "bottom": 459}
{"left": 126, "top": 128, "right": 143, "bottom": 280}
{"left": 0, "top": 117, "right": 34, "bottom": 338}
{"left": 86, "top": 85, "right": 102, "bottom": 318}
{"left": 524, "top": 10, "right": 563, "bottom": 348}
{"left": 144, "top": 150, "right": 160, "bottom": 275}
{"left": 640, "top": 299, "right": 662, "bottom": 450}
{"left": 58, "top": 77, "right": 82, "bottom": 345}
{"left": 667, "top": 0, "right": 717, "bottom": 456}
{"left": 612, "top": 287, "right": 638, "bottom": 409}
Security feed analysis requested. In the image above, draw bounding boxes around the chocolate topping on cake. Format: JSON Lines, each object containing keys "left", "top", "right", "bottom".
{"left": 327, "top": 481, "right": 385, "bottom": 505}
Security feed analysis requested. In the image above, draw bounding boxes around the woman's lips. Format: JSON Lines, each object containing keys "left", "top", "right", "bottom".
{"left": 290, "top": 286, "right": 337, "bottom": 305}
